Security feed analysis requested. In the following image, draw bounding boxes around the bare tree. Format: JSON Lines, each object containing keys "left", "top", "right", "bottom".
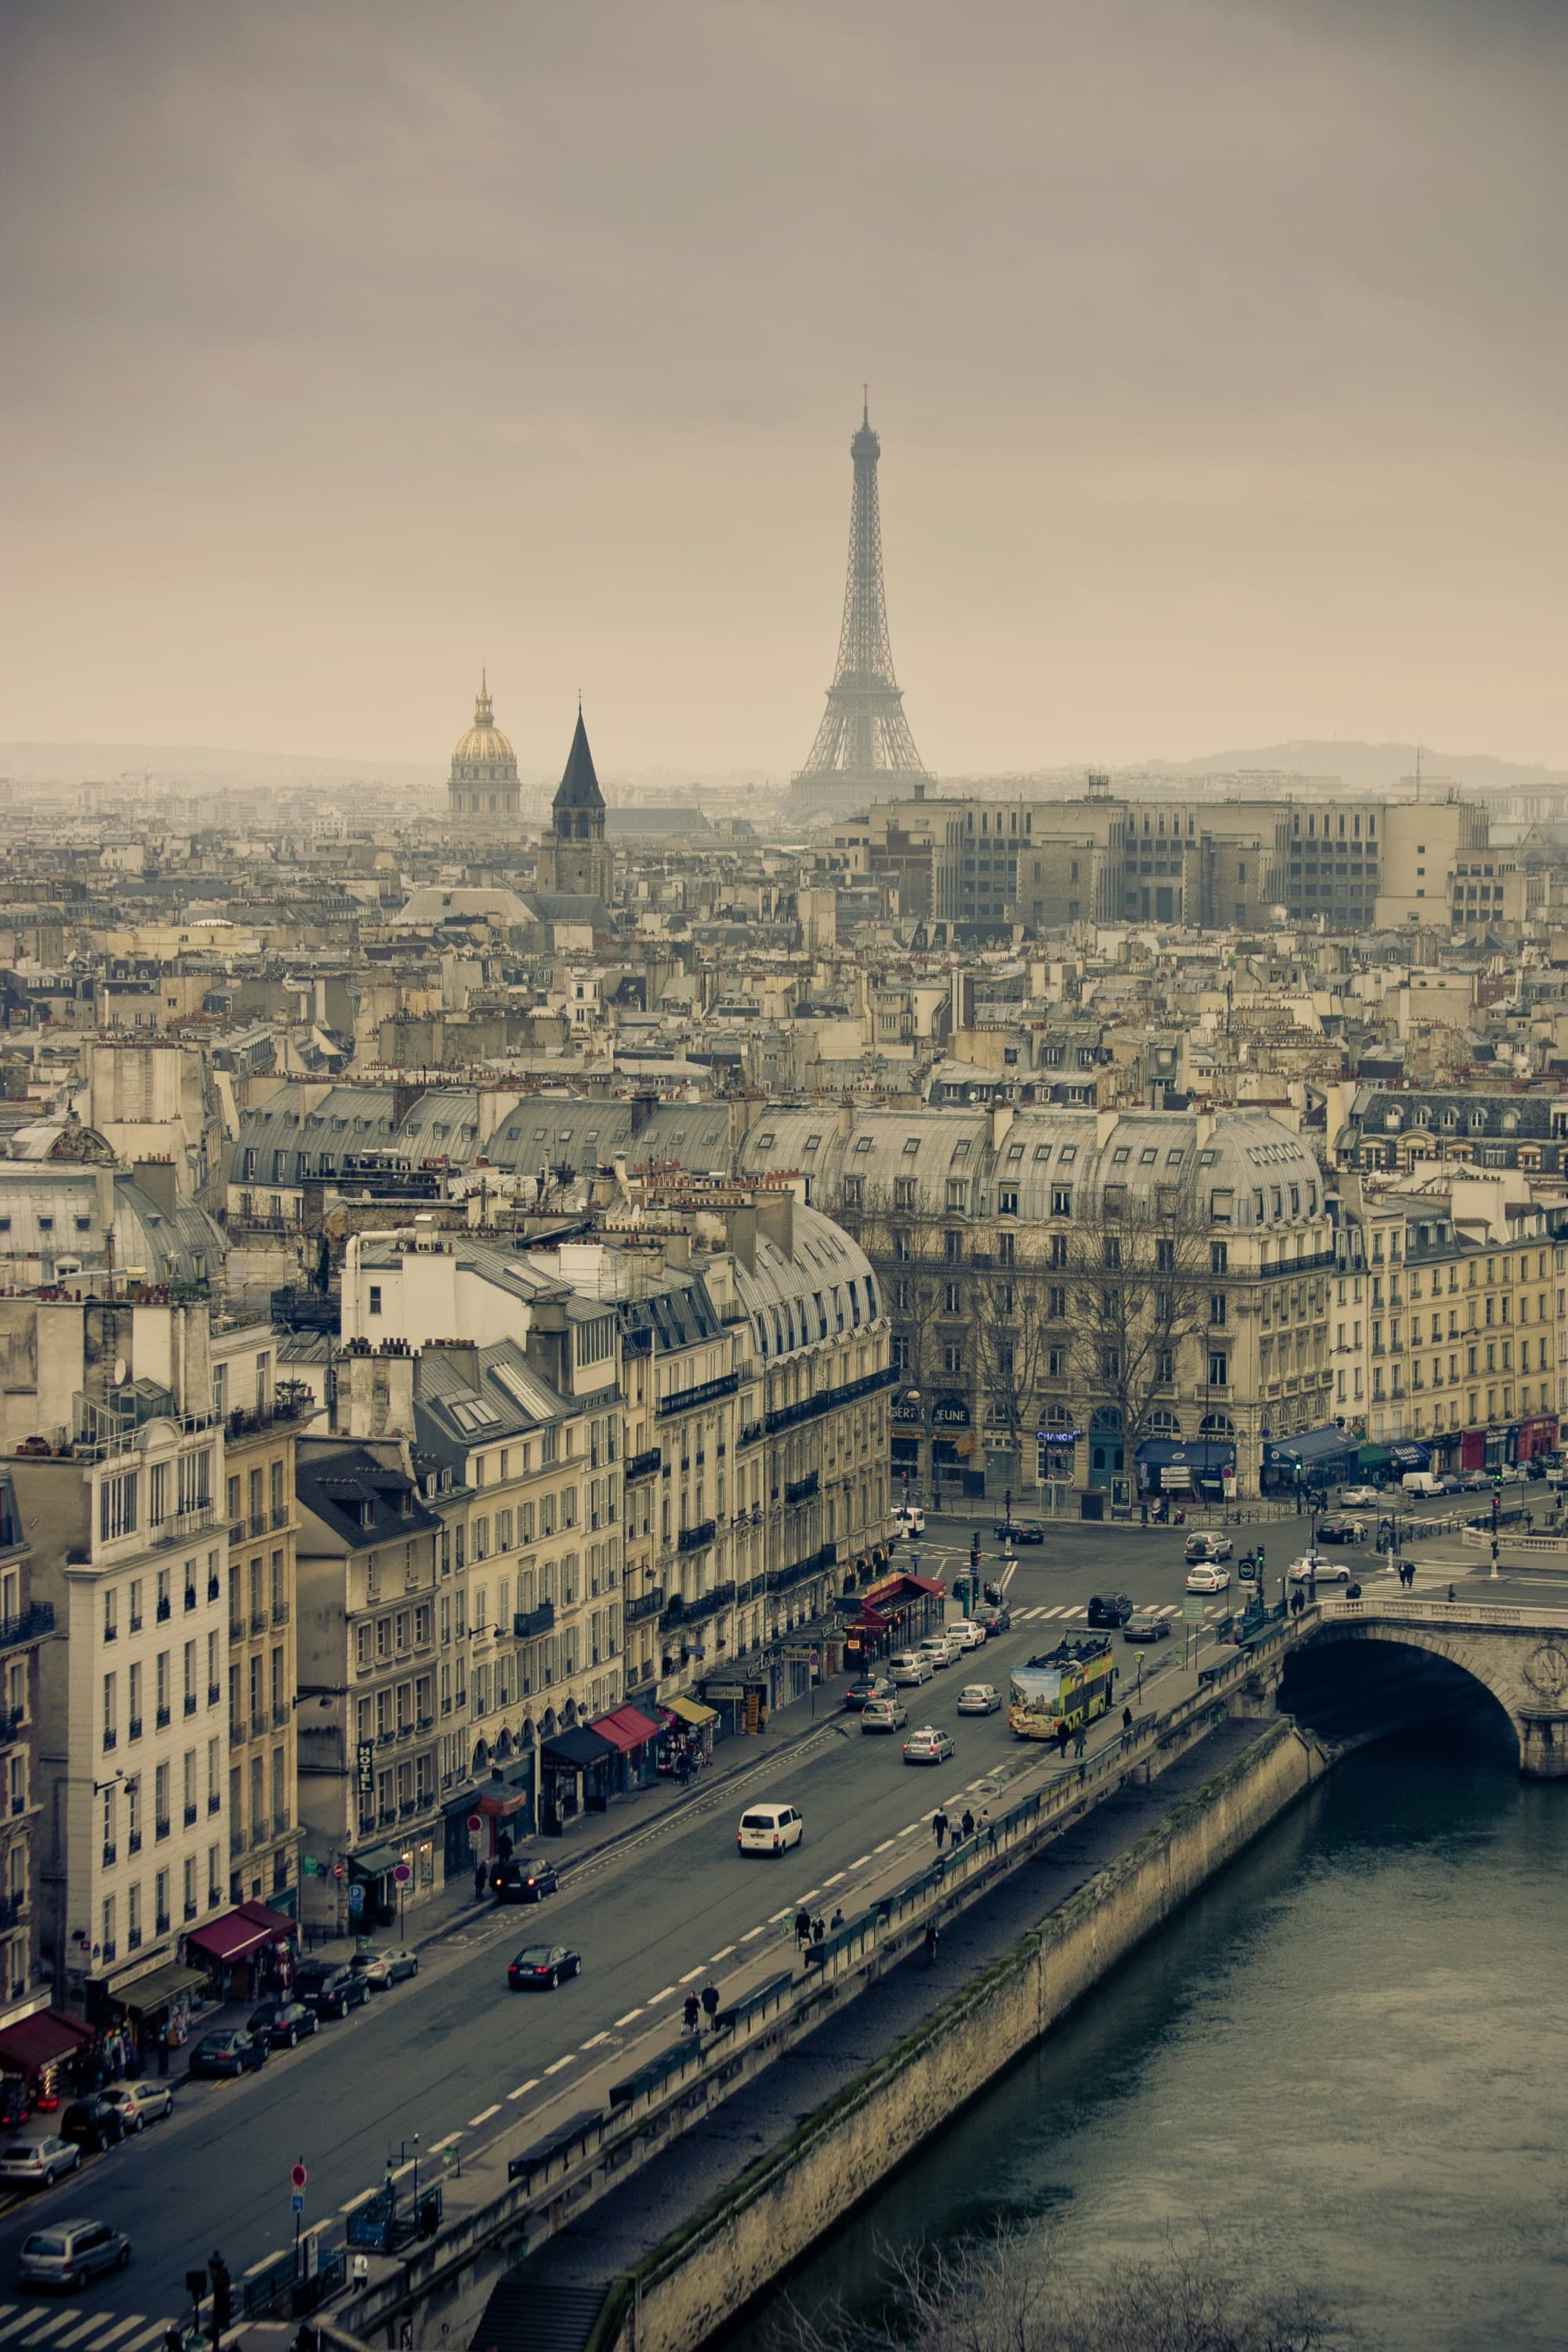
{"left": 773, "top": 2223, "right": 1359, "bottom": 2352}
{"left": 1065, "top": 1189, "right": 1212, "bottom": 1467}
{"left": 972, "top": 1234, "right": 1058, "bottom": 1494}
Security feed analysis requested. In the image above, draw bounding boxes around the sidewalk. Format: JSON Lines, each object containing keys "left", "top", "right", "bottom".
{"left": 307, "top": 1677, "right": 851, "bottom": 1968}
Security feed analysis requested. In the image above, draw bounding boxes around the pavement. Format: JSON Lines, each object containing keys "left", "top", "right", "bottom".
{"left": 0, "top": 1495, "right": 1553, "bottom": 2352}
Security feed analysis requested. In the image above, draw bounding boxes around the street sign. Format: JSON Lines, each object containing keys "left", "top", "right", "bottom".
{"left": 291, "top": 2194, "right": 305, "bottom": 2215}
{"left": 1181, "top": 1595, "right": 1207, "bottom": 1620}
{"left": 291, "top": 2162, "right": 307, "bottom": 2189}
{"left": 466, "top": 1814, "right": 483, "bottom": 1834}
{"left": 347, "top": 1882, "right": 365, "bottom": 1914}
{"left": 302, "top": 1855, "right": 320, "bottom": 1878}
{"left": 393, "top": 1860, "right": 412, "bottom": 1884}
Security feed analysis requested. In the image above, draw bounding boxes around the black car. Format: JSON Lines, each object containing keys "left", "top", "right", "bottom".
{"left": 506, "top": 1942, "right": 583, "bottom": 1990}
{"left": 247, "top": 1998, "right": 319, "bottom": 2050}
{"left": 1087, "top": 1592, "right": 1134, "bottom": 1628}
{"left": 1315, "top": 1517, "right": 1364, "bottom": 1545}
{"left": 975, "top": 1603, "right": 1012, "bottom": 1635}
{"left": 491, "top": 1858, "right": 559, "bottom": 1904}
{"left": 994, "top": 1521, "right": 1046, "bottom": 1544}
{"left": 60, "top": 2096, "right": 125, "bottom": 2153}
{"left": 292, "top": 1962, "right": 370, "bottom": 2020}
{"left": 1122, "top": 1608, "right": 1172, "bottom": 1645}
{"left": 187, "top": 2029, "right": 269, "bottom": 2079}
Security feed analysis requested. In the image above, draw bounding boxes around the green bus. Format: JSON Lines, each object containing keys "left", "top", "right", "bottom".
{"left": 1008, "top": 1638, "right": 1116, "bottom": 1740}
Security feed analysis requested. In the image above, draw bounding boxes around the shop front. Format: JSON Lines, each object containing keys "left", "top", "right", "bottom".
{"left": 1134, "top": 1438, "right": 1236, "bottom": 1498}
{"left": 184, "top": 1898, "right": 299, "bottom": 2002}
{"left": 1388, "top": 1442, "right": 1431, "bottom": 1475}
{"left": 662, "top": 1692, "right": 720, "bottom": 1765}
{"left": 1261, "top": 1425, "right": 1359, "bottom": 1495}
{"left": 1518, "top": 1415, "right": 1557, "bottom": 1462}
{"left": 844, "top": 1570, "right": 948, "bottom": 1664}
{"left": 103, "top": 1958, "right": 209, "bottom": 2067}
{"left": 0, "top": 2009, "right": 93, "bottom": 2115}
{"left": 539, "top": 1724, "right": 618, "bottom": 1831}
{"left": 590, "top": 1703, "right": 663, "bottom": 1793}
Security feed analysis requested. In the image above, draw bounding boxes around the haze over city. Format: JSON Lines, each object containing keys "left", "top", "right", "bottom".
{"left": 3, "top": 0, "right": 1566, "bottom": 779}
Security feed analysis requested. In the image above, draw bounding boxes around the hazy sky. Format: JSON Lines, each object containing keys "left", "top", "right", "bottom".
{"left": 2, "top": 0, "right": 1565, "bottom": 778}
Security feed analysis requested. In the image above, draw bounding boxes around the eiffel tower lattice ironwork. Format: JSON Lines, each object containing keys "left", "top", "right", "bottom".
{"left": 791, "top": 397, "right": 933, "bottom": 811}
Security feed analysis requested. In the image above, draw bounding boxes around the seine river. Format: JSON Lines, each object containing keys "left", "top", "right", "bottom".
{"left": 768, "top": 1715, "right": 1568, "bottom": 2352}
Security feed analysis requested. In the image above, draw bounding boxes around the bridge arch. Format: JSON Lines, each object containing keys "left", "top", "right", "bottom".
{"left": 1279, "top": 1604, "right": 1568, "bottom": 1778}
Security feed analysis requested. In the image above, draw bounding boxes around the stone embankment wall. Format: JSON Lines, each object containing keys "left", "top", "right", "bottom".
{"left": 597, "top": 1718, "right": 1330, "bottom": 2352}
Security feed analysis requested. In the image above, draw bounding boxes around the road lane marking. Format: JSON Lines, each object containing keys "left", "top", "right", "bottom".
{"left": 544, "top": 2055, "right": 575, "bottom": 2074}
{"left": 822, "top": 1871, "right": 845, "bottom": 1886}
{"left": 86, "top": 2324, "right": 146, "bottom": 2350}
{"left": 648, "top": 1985, "right": 677, "bottom": 2002}
{"left": 614, "top": 2007, "right": 645, "bottom": 2025}
{"left": 121, "top": 2327, "right": 176, "bottom": 2352}
{"left": 506, "top": 2078, "right": 539, "bottom": 2100}
{"left": 851, "top": 1854, "right": 872, "bottom": 1867}
{"left": 340, "top": 2189, "right": 377, "bottom": 2214}
{"left": 468, "top": 2103, "right": 501, "bottom": 2125}
{"left": 710, "top": 1944, "right": 736, "bottom": 1960}
{"left": 768, "top": 1907, "right": 794, "bottom": 1923}
{"left": 52, "top": 2320, "right": 110, "bottom": 2349}
{"left": 582, "top": 2031, "right": 610, "bottom": 2049}
{"left": 898, "top": 1823, "right": 920, "bottom": 1835}
{"left": 679, "top": 1965, "right": 705, "bottom": 1983}
{"left": 1040, "top": 1605, "right": 1066, "bottom": 1618}
{"left": 430, "top": 2133, "right": 463, "bottom": 2152}
{"left": 1001, "top": 1562, "right": 1016, "bottom": 1589}
{"left": 16, "top": 2320, "right": 82, "bottom": 2347}
{"left": 797, "top": 1888, "right": 821, "bottom": 1901}
{"left": 873, "top": 1838, "right": 895, "bottom": 1852}
{"left": 740, "top": 1925, "right": 767, "bottom": 1940}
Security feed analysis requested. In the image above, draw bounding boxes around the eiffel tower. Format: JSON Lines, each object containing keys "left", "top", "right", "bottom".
{"left": 789, "top": 397, "right": 934, "bottom": 821}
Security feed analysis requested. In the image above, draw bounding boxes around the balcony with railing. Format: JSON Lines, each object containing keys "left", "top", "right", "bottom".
{"left": 0, "top": 1603, "right": 53, "bottom": 1657}
{"left": 764, "top": 1363, "right": 895, "bottom": 1436}
{"left": 659, "top": 1580, "right": 736, "bottom": 1631}
{"left": 677, "top": 1519, "right": 717, "bottom": 1555}
{"left": 625, "top": 1588, "right": 665, "bottom": 1626}
{"left": 784, "top": 1471, "right": 819, "bottom": 1507}
{"left": 765, "top": 1541, "right": 838, "bottom": 1595}
{"left": 513, "top": 1601, "right": 556, "bottom": 1639}
{"left": 656, "top": 1370, "right": 739, "bottom": 1419}
{"left": 625, "top": 1446, "right": 662, "bottom": 1483}
{"left": 0, "top": 1708, "right": 27, "bottom": 1751}
{"left": 151, "top": 1503, "right": 216, "bottom": 1549}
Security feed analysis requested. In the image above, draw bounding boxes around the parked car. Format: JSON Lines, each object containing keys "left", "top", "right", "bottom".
{"left": 1315, "top": 1517, "right": 1366, "bottom": 1545}
{"left": 1122, "top": 1609, "right": 1171, "bottom": 1644}
{"left": 1184, "top": 1532, "right": 1232, "bottom": 1563}
{"left": 506, "top": 1943, "right": 583, "bottom": 1990}
{"left": 17, "top": 2217, "right": 131, "bottom": 2288}
{"left": 892, "top": 1504, "right": 926, "bottom": 1538}
{"left": 1087, "top": 1592, "right": 1134, "bottom": 1628}
{"left": 1401, "top": 1470, "right": 1446, "bottom": 1497}
{"left": 903, "top": 1726, "right": 956, "bottom": 1766}
{"left": 888, "top": 1651, "right": 934, "bottom": 1686}
{"left": 1339, "top": 1485, "right": 1382, "bottom": 1508}
{"left": 187, "top": 2030, "right": 269, "bottom": 2079}
{"left": 1185, "top": 1561, "right": 1231, "bottom": 1593}
{"left": 1287, "top": 1553, "right": 1355, "bottom": 1585}
{"left": 247, "top": 2000, "right": 319, "bottom": 2049}
{"left": 956, "top": 1682, "right": 1001, "bottom": 1714}
{"left": 974, "top": 1603, "right": 1012, "bottom": 1635}
{"left": 491, "top": 1859, "right": 559, "bottom": 1904}
{"left": 946, "top": 1619, "right": 986, "bottom": 1650}
{"left": 994, "top": 1520, "right": 1045, "bottom": 1544}
{"left": 1434, "top": 1472, "right": 1465, "bottom": 1494}
{"left": 350, "top": 1945, "right": 420, "bottom": 1988}
{"left": 916, "top": 1634, "right": 959, "bottom": 1671}
{"left": 860, "top": 1695, "right": 909, "bottom": 1733}
{"left": 101, "top": 2082, "right": 172, "bottom": 2134}
{"left": 737, "top": 1801, "right": 804, "bottom": 1856}
{"left": 0, "top": 2139, "right": 80, "bottom": 2188}
{"left": 843, "top": 1675, "right": 893, "bottom": 1711}
{"left": 58, "top": 2100, "right": 124, "bottom": 2155}
{"left": 292, "top": 1962, "right": 370, "bottom": 2020}
{"left": 1459, "top": 1471, "right": 1490, "bottom": 1493}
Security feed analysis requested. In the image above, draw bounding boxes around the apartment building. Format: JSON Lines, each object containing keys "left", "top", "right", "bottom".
{"left": 0, "top": 1474, "right": 50, "bottom": 2048}
{"left": 737, "top": 1103, "right": 1333, "bottom": 1507}
{"left": 211, "top": 1320, "right": 312, "bottom": 1916}
{"left": 294, "top": 1436, "right": 448, "bottom": 1933}
{"left": 14, "top": 1321, "right": 231, "bottom": 2019}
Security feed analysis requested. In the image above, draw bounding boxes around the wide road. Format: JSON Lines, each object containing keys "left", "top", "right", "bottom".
{"left": 0, "top": 1496, "right": 1527, "bottom": 2350}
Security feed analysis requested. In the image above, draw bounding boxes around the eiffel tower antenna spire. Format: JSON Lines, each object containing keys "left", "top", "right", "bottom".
{"left": 789, "top": 397, "right": 933, "bottom": 821}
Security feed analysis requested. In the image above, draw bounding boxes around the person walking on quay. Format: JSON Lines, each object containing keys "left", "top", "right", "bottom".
{"left": 960, "top": 1808, "right": 975, "bottom": 1842}
{"left": 1073, "top": 1724, "right": 1087, "bottom": 1760}
{"left": 829, "top": 1905, "right": 844, "bottom": 1931}
{"left": 794, "top": 1907, "right": 811, "bottom": 1951}
{"left": 1055, "top": 1721, "right": 1072, "bottom": 1760}
{"left": 474, "top": 1857, "right": 488, "bottom": 1902}
{"left": 932, "top": 1806, "right": 949, "bottom": 1851}
{"left": 683, "top": 1989, "right": 702, "bottom": 2034}
{"left": 924, "top": 1919, "right": 939, "bottom": 1968}
{"left": 979, "top": 1806, "right": 994, "bottom": 1846}
{"left": 811, "top": 1915, "right": 826, "bottom": 1948}
{"left": 701, "top": 1979, "right": 720, "bottom": 2031}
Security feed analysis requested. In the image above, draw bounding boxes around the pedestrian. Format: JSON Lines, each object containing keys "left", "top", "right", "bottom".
{"left": 924, "top": 1919, "right": 939, "bottom": 1968}
{"left": 164, "top": 2328, "right": 184, "bottom": 2352}
{"left": 683, "top": 1990, "right": 701, "bottom": 2034}
{"left": 794, "top": 1907, "right": 811, "bottom": 1951}
{"left": 1290, "top": 1588, "right": 1304, "bottom": 1618}
{"left": 474, "top": 1858, "right": 488, "bottom": 1902}
{"left": 154, "top": 2020, "right": 169, "bottom": 2078}
{"left": 1446, "top": 1584, "right": 1457, "bottom": 1603}
{"left": 1122, "top": 1704, "right": 1133, "bottom": 1734}
{"left": 979, "top": 1806, "right": 994, "bottom": 1846}
{"left": 1073, "top": 1725, "right": 1087, "bottom": 1759}
{"left": 829, "top": 1906, "right": 844, "bottom": 1931}
{"left": 960, "top": 1808, "right": 975, "bottom": 1841}
{"left": 496, "top": 1831, "right": 514, "bottom": 1861}
{"left": 1056, "top": 1722, "right": 1071, "bottom": 1759}
{"left": 701, "top": 1979, "right": 720, "bottom": 2030}
{"left": 932, "top": 1807, "right": 949, "bottom": 1850}
{"left": 811, "top": 1915, "right": 826, "bottom": 1946}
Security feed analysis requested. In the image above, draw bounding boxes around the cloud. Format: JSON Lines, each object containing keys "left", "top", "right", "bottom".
{"left": 1, "top": 0, "right": 1564, "bottom": 774}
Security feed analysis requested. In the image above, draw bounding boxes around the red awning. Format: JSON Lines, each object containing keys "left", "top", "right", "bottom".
{"left": 590, "top": 1704, "right": 662, "bottom": 1754}
{"left": 0, "top": 2010, "right": 93, "bottom": 2077}
{"left": 900, "top": 1573, "right": 949, "bottom": 1599}
{"left": 855, "top": 1606, "right": 891, "bottom": 1632}
{"left": 477, "top": 1788, "right": 529, "bottom": 1819}
{"left": 186, "top": 1899, "right": 296, "bottom": 1966}
{"left": 238, "top": 1900, "right": 298, "bottom": 1943}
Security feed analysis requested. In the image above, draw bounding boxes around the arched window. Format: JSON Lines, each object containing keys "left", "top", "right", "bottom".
{"left": 1091, "top": 1406, "right": 1123, "bottom": 1434}
{"left": 470, "top": 1740, "right": 489, "bottom": 1776}
{"left": 1199, "top": 1413, "right": 1236, "bottom": 1438}
{"left": 1148, "top": 1409, "right": 1181, "bottom": 1436}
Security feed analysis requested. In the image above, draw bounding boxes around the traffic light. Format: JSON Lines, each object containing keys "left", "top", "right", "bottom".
{"left": 185, "top": 2270, "right": 207, "bottom": 2310}
{"left": 210, "top": 2254, "right": 232, "bottom": 2336}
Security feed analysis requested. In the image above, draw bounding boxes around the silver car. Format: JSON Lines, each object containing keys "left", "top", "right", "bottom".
{"left": 0, "top": 2139, "right": 80, "bottom": 2189}
{"left": 18, "top": 2217, "right": 130, "bottom": 2288}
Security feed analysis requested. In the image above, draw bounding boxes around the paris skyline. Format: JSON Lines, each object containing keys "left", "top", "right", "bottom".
{"left": 2, "top": 0, "right": 1566, "bottom": 777}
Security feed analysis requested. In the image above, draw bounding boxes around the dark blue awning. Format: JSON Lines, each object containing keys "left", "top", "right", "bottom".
{"left": 1389, "top": 1442, "right": 1431, "bottom": 1469}
{"left": 1263, "top": 1426, "right": 1356, "bottom": 1470}
{"left": 1134, "top": 1439, "right": 1236, "bottom": 1469}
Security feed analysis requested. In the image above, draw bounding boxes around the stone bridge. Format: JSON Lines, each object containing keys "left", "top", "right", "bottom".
{"left": 1285, "top": 1596, "right": 1568, "bottom": 1778}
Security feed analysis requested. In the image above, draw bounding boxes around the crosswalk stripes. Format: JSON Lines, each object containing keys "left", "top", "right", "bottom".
{"left": 0, "top": 2320, "right": 172, "bottom": 2352}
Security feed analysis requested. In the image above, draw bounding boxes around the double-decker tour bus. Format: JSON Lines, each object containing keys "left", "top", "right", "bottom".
{"left": 1007, "top": 1638, "right": 1116, "bottom": 1740}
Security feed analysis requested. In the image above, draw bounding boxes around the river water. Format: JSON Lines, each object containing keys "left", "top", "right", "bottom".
{"left": 768, "top": 1717, "right": 1568, "bottom": 2352}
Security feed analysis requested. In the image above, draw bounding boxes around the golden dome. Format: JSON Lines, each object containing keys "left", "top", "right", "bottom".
{"left": 452, "top": 673, "right": 517, "bottom": 770}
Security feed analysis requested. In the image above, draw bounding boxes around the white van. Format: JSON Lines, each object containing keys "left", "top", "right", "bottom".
{"left": 736, "top": 1802, "right": 804, "bottom": 1857}
{"left": 1400, "top": 1471, "right": 1444, "bottom": 1497}
{"left": 892, "top": 1504, "right": 926, "bottom": 1539}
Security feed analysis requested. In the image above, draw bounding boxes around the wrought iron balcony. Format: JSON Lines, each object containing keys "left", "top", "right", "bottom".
{"left": 625, "top": 1446, "right": 662, "bottom": 1483}
{"left": 513, "top": 1601, "right": 556, "bottom": 1639}
{"left": 656, "top": 1370, "right": 739, "bottom": 1419}
{"left": 625, "top": 1588, "right": 665, "bottom": 1626}
{"left": 677, "top": 1519, "right": 717, "bottom": 1554}
{"left": 784, "top": 1472, "right": 819, "bottom": 1507}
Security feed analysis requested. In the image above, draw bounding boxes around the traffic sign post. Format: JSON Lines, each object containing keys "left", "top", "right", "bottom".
{"left": 291, "top": 2162, "right": 307, "bottom": 2274}
{"left": 393, "top": 1857, "right": 412, "bottom": 1935}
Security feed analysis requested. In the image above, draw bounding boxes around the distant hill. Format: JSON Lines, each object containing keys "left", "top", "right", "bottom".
{"left": 1147, "top": 740, "right": 1566, "bottom": 792}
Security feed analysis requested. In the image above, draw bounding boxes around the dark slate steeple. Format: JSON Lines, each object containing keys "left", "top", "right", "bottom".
{"left": 553, "top": 707, "right": 605, "bottom": 837}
